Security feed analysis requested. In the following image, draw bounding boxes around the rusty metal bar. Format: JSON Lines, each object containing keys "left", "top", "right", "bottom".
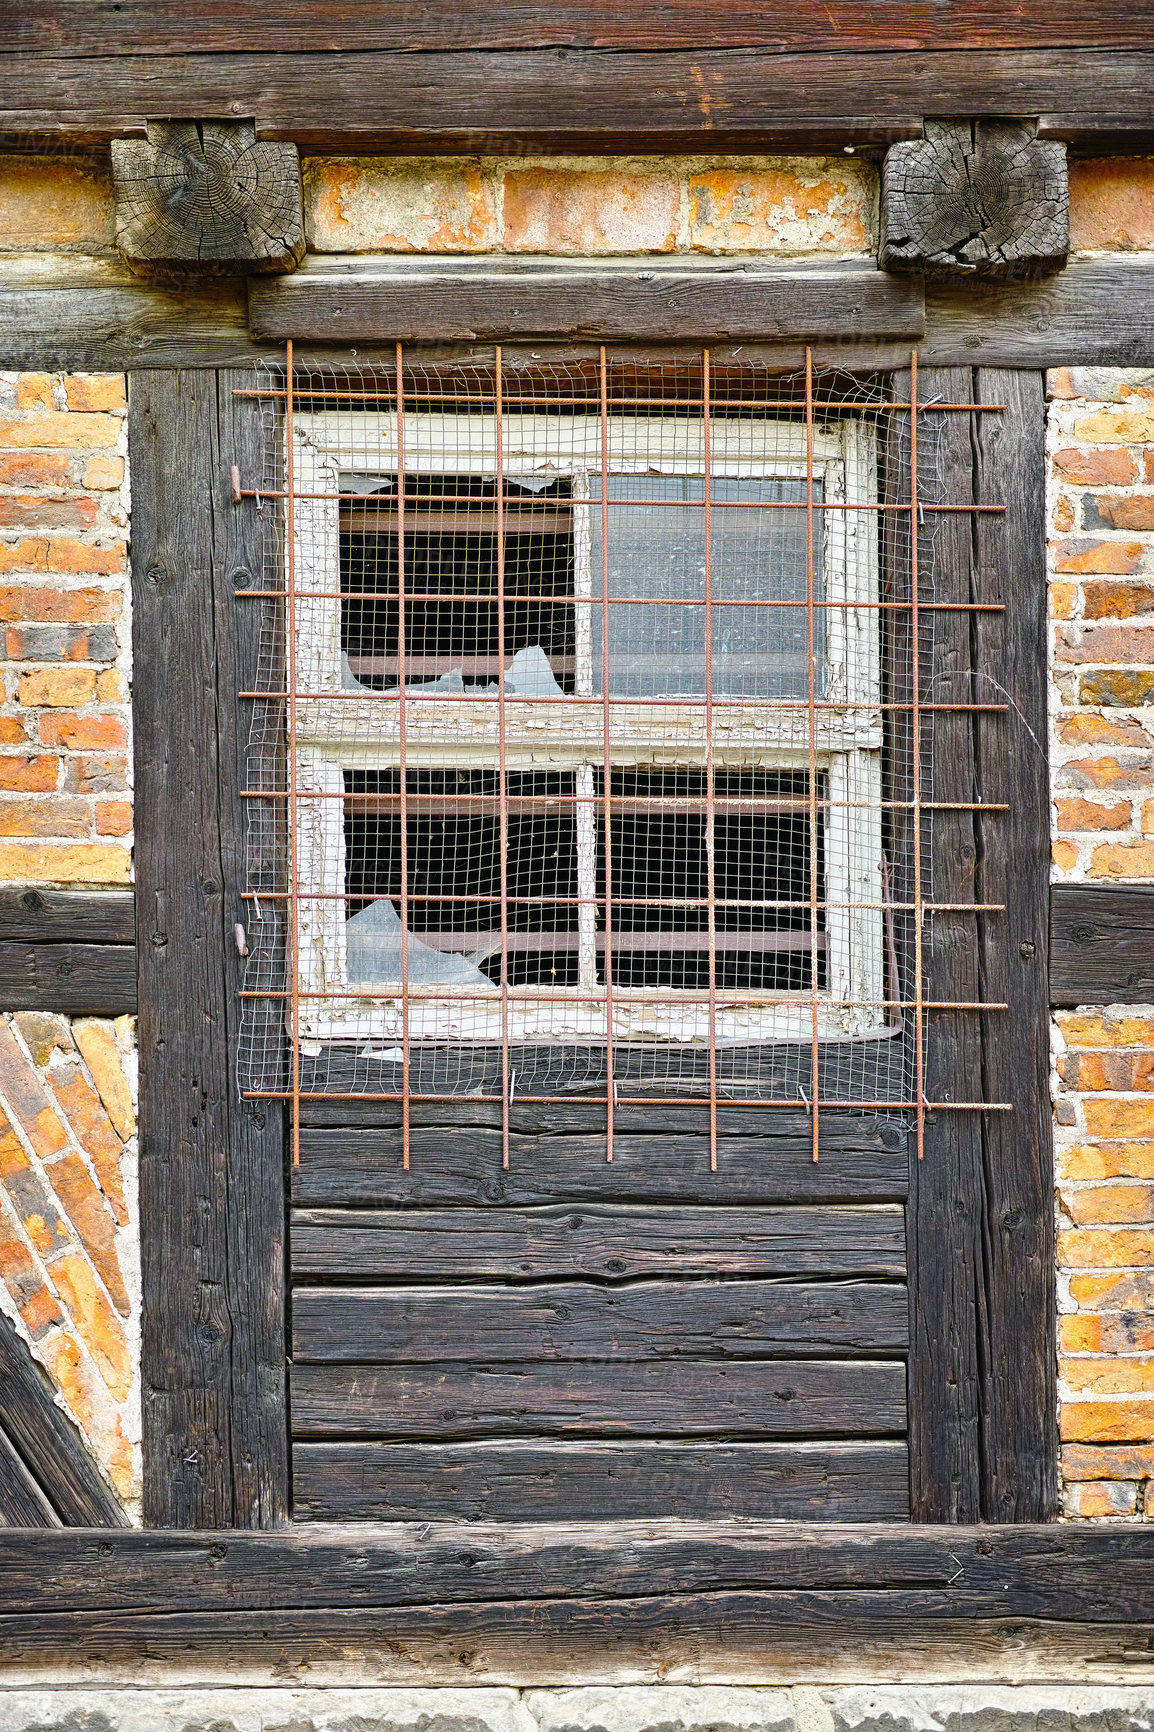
{"left": 703, "top": 348, "right": 719, "bottom": 1172}
{"left": 805, "top": 348, "right": 821, "bottom": 1165}
{"left": 495, "top": 347, "right": 512, "bottom": 1172}
{"left": 234, "top": 387, "right": 1007, "bottom": 413}
{"left": 285, "top": 341, "right": 302, "bottom": 1171}
{"left": 395, "top": 342, "right": 412, "bottom": 1171}
{"left": 599, "top": 345, "right": 616, "bottom": 1165}
{"left": 910, "top": 351, "right": 926, "bottom": 1160}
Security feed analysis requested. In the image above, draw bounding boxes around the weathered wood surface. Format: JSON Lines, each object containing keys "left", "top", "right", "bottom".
{"left": 131, "top": 369, "right": 287, "bottom": 1527}
{"left": 293, "top": 1279, "right": 908, "bottom": 1363}
{"left": 970, "top": 367, "right": 1056, "bottom": 1522}
{"left": 292, "top": 1439, "right": 911, "bottom": 1522}
{"left": 881, "top": 122, "right": 1068, "bottom": 277}
{"left": 0, "top": 1312, "right": 126, "bottom": 1527}
{"left": 291, "top": 1203, "right": 907, "bottom": 1280}
{"left": 1051, "top": 884, "right": 1154, "bottom": 1005}
{"left": 293, "top": 1118, "right": 910, "bottom": 1206}
{"left": 0, "top": 889, "right": 134, "bottom": 945}
{"left": 0, "top": 1425, "right": 54, "bottom": 1527}
{"left": 0, "top": 943, "right": 136, "bottom": 1014}
{"left": 3, "top": 50, "right": 1154, "bottom": 151}
{"left": 7, "top": 3, "right": 1150, "bottom": 55}
{"left": 249, "top": 259, "right": 925, "bottom": 344}
{"left": 1, "top": 1523, "right": 1153, "bottom": 1619}
{"left": 290, "top": 1358, "right": 906, "bottom": 1439}
{"left": 113, "top": 122, "right": 304, "bottom": 276}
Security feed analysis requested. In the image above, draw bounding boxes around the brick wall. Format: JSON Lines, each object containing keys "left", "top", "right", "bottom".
{"left": 0, "top": 372, "right": 136, "bottom": 1510}
{"left": 1049, "top": 367, "right": 1154, "bottom": 1519}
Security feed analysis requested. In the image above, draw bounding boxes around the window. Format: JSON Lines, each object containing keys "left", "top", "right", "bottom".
{"left": 286, "top": 373, "right": 885, "bottom": 1052}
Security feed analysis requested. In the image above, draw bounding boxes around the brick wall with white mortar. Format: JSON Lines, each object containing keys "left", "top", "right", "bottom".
{"left": 1048, "top": 367, "right": 1154, "bottom": 1519}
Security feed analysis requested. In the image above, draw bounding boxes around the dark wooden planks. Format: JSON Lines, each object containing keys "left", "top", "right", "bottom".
{"left": 971, "top": 367, "right": 1057, "bottom": 1522}
{"left": 131, "top": 369, "right": 287, "bottom": 1527}
{"left": 291, "top": 1439, "right": 911, "bottom": 1522}
{"left": 7, "top": 2, "right": 1151, "bottom": 56}
{"left": 0, "top": 1424, "right": 55, "bottom": 1527}
{"left": 4, "top": 49, "right": 1154, "bottom": 152}
{"left": 249, "top": 258, "right": 925, "bottom": 344}
{"left": 3, "top": 1521, "right": 1154, "bottom": 1620}
{"left": 291, "top": 1358, "right": 906, "bottom": 1439}
{"left": 292, "top": 1279, "right": 908, "bottom": 1363}
{"left": 294, "top": 1116, "right": 910, "bottom": 1206}
{"left": 1050, "top": 884, "right": 1154, "bottom": 1005}
{"left": 291, "top": 1203, "right": 907, "bottom": 1280}
{"left": 0, "top": 1312, "right": 126, "bottom": 1526}
{"left": 922, "top": 260, "right": 1154, "bottom": 368}
{"left": 0, "top": 889, "right": 134, "bottom": 945}
{"left": 0, "top": 943, "right": 136, "bottom": 1014}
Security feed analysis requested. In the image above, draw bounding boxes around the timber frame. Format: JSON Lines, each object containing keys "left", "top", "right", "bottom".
{"left": 1, "top": 0, "right": 1154, "bottom": 1657}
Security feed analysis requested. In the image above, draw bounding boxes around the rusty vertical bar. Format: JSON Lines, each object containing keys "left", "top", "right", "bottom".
{"left": 910, "top": 350, "right": 926, "bottom": 1159}
{"left": 495, "top": 348, "right": 511, "bottom": 1170}
{"left": 395, "top": 342, "right": 411, "bottom": 1170}
{"left": 598, "top": 347, "right": 615, "bottom": 1164}
{"left": 805, "top": 348, "right": 821, "bottom": 1164}
{"left": 285, "top": 341, "right": 301, "bottom": 1170}
{"left": 702, "top": 350, "right": 718, "bottom": 1173}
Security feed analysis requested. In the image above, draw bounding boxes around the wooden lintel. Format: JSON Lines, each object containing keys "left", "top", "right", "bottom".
{"left": 881, "top": 120, "right": 1069, "bottom": 279}
{"left": 248, "top": 258, "right": 924, "bottom": 344}
{"left": 111, "top": 121, "right": 304, "bottom": 277}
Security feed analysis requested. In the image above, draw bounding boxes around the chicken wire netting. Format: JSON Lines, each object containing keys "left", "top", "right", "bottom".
{"left": 234, "top": 347, "right": 993, "bottom": 1164}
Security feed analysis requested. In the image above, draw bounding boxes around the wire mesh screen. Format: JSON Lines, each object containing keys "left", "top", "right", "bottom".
{"left": 236, "top": 346, "right": 1008, "bottom": 1168}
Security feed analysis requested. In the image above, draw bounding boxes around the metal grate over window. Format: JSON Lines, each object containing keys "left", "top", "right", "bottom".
{"left": 235, "top": 347, "right": 1010, "bottom": 1168}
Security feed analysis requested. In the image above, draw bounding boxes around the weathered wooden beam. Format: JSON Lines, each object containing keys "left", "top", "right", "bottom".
{"left": 248, "top": 257, "right": 925, "bottom": 345}
{"left": 0, "top": 889, "right": 134, "bottom": 945}
{"left": 881, "top": 121, "right": 1068, "bottom": 277}
{"left": 111, "top": 121, "right": 304, "bottom": 277}
{"left": 4, "top": 50, "right": 1154, "bottom": 155}
{"left": 0, "top": 1314, "right": 127, "bottom": 1526}
{"left": 0, "top": 943, "right": 136, "bottom": 1015}
{"left": 1051, "top": 884, "right": 1154, "bottom": 1005}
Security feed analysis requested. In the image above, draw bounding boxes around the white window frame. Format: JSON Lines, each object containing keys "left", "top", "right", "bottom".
{"left": 288, "top": 409, "right": 885, "bottom": 1050}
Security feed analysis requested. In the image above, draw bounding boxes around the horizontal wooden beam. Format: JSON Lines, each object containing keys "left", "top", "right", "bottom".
{"left": 5, "top": 3, "right": 1151, "bottom": 58}
{"left": 0, "top": 889, "right": 135, "bottom": 946}
{"left": 2, "top": 49, "right": 1154, "bottom": 153}
{"left": 1050, "top": 884, "right": 1154, "bottom": 1007}
{"left": 0, "top": 890, "right": 136, "bottom": 1014}
{"left": 7, "top": 256, "right": 1154, "bottom": 373}
{"left": 3, "top": 1522, "right": 1153, "bottom": 1619}
{"left": 248, "top": 257, "right": 925, "bottom": 344}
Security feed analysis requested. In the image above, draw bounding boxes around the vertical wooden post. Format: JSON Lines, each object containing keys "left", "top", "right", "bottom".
{"left": 132, "top": 369, "right": 288, "bottom": 1527}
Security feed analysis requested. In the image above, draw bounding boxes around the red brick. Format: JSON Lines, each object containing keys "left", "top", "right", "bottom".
{"left": 0, "top": 755, "right": 58, "bottom": 792}
{"left": 1083, "top": 581, "right": 1154, "bottom": 620}
{"left": 1053, "top": 539, "right": 1144, "bottom": 576}
{"left": 0, "top": 1024, "right": 67, "bottom": 1159}
{"left": 1089, "top": 495, "right": 1154, "bottom": 532}
{"left": 0, "top": 1210, "right": 63, "bottom": 1339}
{"left": 61, "top": 754, "right": 127, "bottom": 794}
{"left": 95, "top": 799, "right": 131, "bottom": 836}
{"left": 47, "top": 1062, "right": 126, "bottom": 1224}
{"left": 36, "top": 712, "right": 128, "bottom": 751}
{"left": 1053, "top": 449, "right": 1137, "bottom": 486}
{"left": 0, "top": 496, "right": 97, "bottom": 532}
{"left": 0, "top": 452, "right": 71, "bottom": 487}
{"left": 0, "top": 795, "right": 91, "bottom": 837}
{"left": 1056, "top": 622, "right": 1154, "bottom": 663}
{"left": 0, "top": 718, "right": 29, "bottom": 745}
{"left": 0, "top": 1110, "right": 70, "bottom": 1259}
{"left": 0, "top": 585, "right": 120, "bottom": 625}
{"left": 1053, "top": 796, "right": 1131, "bottom": 831}
{"left": 49, "top": 1252, "right": 131, "bottom": 1399}
{"left": 1080, "top": 669, "right": 1154, "bottom": 706}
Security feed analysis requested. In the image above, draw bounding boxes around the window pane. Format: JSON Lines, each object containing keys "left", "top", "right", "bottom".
{"left": 590, "top": 476, "right": 823, "bottom": 698}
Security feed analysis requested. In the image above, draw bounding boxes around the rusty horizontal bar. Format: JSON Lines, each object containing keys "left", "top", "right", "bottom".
{"left": 235, "top": 588, "right": 1005, "bottom": 611}
{"left": 262, "top": 788, "right": 1007, "bottom": 814}
{"left": 239, "top": 691, "right": 1007, "bottom": 711}
{"left": 242, "top": 484, "right": 1003, "bottom": 514}
{"left": 233, "top": 388, "right": 1006, "bottom": 413}
{"left": 240, "top": 988, "right": 1007, "bottom": 1009}
{"left": 381, "top": 929, "right": 824, "bottom": 954}
{"left": 243, "top": 1088, "right": 1012, "bottom": 1111}
{"left": 241, "top": 890, "right": 1004, "bottom": 912}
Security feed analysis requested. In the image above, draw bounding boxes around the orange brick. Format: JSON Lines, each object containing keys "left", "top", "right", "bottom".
{"left": 1141, "top": 799, "right": 1154, "bottom": 836}
{"left": 0, "top": 841, "right": 130, "bottom": 884}
{"left": 1080, "top": 668, "right": 1154, "bottom": 706}
{"left": 1060, "top": 755, "right": 1151, "bottom": 790}
{"left": 1054, "top": 539, "right": 1145, "bottom": 576}
{"left": 81, "top": 455, "right": 123, "bottom": 490}
{"left": 1054, "top": 796, "right": 1131, "bottom": 831}
{"left": 1060, "top": 1397, "right": 1154, "bottom": 1441}
{"left": 0, "top": 755, "right": 58, "bottom": 793}
{"left": 1090, "top": 840, "right": 1154, "bottom": 878}
{"left": 1061, "top": 1141, "right": 1154, "bottom": 1181}
{"left": 1053, "top": 498, "right": 1075, "bottom": 535}
{"left": 0, "top": 412, "right": 120, "bottom": 450}
{"left": 1074, "top": 409, "right": 1154, "bottom": 444}
{"left": 1064, "top": 1479, "right": 1140, "bottom": 1516}
{"left": 504, "top": 168, "right": 679, "bottom": 254}
{"left": 0, "top": 794, "right": 91, "bottom": 837}
{"left": 0, "top": 1110, "right": 70, "bottom": 1259}
{"left": 0, "top": 495, "right": 97, "bottom": 532}
{"left": 1062, "top": 1442, "right": 1154, "bottom": 1479}
{"left": 37, "top": 711, "right": 128, "bottom": 751}
{"left": 1057, "top": 1011, "right": 1154, "bottom": 1047}
{"left": 1062, "top": 1357, "right": 1154, "bottom": 1395}
{"left": 1089, "top": 496, "right": 1154, "bottom": 532}
{"left": 1062, "top": 1183, "right": 1154, "bottom": 1226}
{"left": 13, "top": 1013, "right": 71, "bottom": 1068}
{"left": 71, "top": 1020, "right": 134, "bottom": 1143}
{"left": 48, "top": 1061, "right": 127, "bottom": 1224}
{"left": 1059, "top": 1224, "right": 1154, "bottom": 1266}
{"left": 0, "top": 585, "right": 120, "bottom": 625}
{"left": 0, "top": 718, "right": 29, "bottom": 746}
{"left": 1070, "top": 1270, "right": 1154, "bottom": 1310}
{"left": 62, "top": 376, "right": 125, "bottom": 413}
{"left": 95, "top": 799, "right": 131, "bottom": 836}
{"left": 45, "top": 539, "right": 125, "bottom": 577}
{"left": 48, "top": 1251, "right": 130, "bottom": 1399}
{"left": 17, "top": 667, "right": 96, "bottom": 708}
{"left": 0, "top": 451, "right": 71, "bottom": 487}
{"left": 1070, "top": 158, "right": 1154, "bottom": 251}
{"left": 0, "top": 1024, "right": 68, "bottom": 1159}
{"left": 15, "top": 376, "right": 55, "bottom": 411}
{"left": 1084, "top": 1099, "right": 1154, "bottom": 1138}
{"left": 688, "top": 165, "right": 869, "bottom": 253}
{"left": 1053, "top": 448, "right": 1137, "bottom": 486}
{"left": 44, "top": 1152, "right": 129, "bottom": 1315}
{"left": 95, "top": 669, "right": 127, "bottom": 704}
{"left": 1052, "top": 839, "right": 1080, "bottom": 872}
{"left": 0, "top": 158, "right": 113, "bottom": 250}
{"left": 1057, "top": 714, "right": 1151, "bottom": 747}
{"left": 1060, "top": 1315, "right": 1103, "bottom": 1353}
{"left": 1064, "top": 1051, "right": 1151, "bottom": 1091}
{"left": 0, "top": 1207, "right": 63, "bottom": 1338}
{"left": 1056, "top": 622, "right": 1154, "bottom": 663}
{"left": 61, "top": 753, "right": 127, "bottom": 795}
{"left": 1090, "top": 1314, "right": 1154, "bottom": 1354}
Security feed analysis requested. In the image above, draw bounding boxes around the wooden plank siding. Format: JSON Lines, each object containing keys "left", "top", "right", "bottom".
{"left": 1050, "top": 884, "right": 1154, "bottom": 1005}
{"left": 0, "top": 1314, "right": 126, "bottom": 1528}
